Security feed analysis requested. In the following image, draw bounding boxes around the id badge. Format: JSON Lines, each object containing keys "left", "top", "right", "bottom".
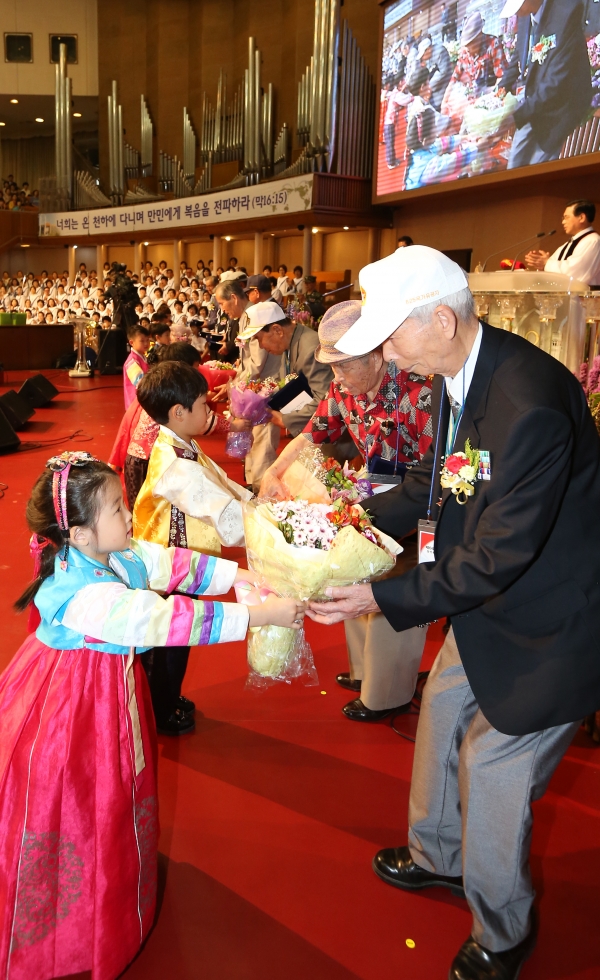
{"left": 418, "top": 519, "right": 437, "bottom": 563}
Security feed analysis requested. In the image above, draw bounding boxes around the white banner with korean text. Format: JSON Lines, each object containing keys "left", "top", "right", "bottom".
{"left": 39, "top": 174, "right": 314, "bottom": 238}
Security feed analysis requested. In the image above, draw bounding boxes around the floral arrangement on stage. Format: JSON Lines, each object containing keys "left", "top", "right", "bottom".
{"left": 225, "top": 374, "right": 297, "bottom": 458}
{"left": 462, "top": 91, "right": 519, "bottom": 138}
{"left": 241, "top": 497, "right": 401, "bottom": 685}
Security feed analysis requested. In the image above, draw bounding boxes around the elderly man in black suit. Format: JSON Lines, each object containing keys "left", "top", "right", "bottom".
{"left": 499, "top": 0, "right": 592, "bottom": 169}
{"left": 308, "top": 244, "right": 600, "bottom": 980}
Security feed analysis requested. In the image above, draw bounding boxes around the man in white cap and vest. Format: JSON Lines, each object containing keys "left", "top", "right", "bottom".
{"left": 260, "top": 300, "right": 433, "bottom": 722}
{"left": 307, "top": 245, "right": 600, "bottom": 979}
{"left": 237, "top": 300, "right": 333, "bottom": 438}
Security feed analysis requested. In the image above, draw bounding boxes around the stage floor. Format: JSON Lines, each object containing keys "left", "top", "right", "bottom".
{"left": 1, "top": 372, "right": 598, "bottom": 980}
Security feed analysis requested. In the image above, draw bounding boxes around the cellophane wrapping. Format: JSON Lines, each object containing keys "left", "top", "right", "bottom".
{"left": 242, "top": 496, "right": 402, "bottom": 687}
{"left": 281, "top": 445, "right": 374, "bottom": 505}
{"left": 225, "top": 379, "right": 273, "bottom": 459}
{"left": 462, "top": 91, "right": 519, "bottom": 138}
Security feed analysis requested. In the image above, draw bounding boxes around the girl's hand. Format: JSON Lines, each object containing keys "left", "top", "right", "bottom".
{"left": 234, "top": 567, "right": 261, "bottom": 589}
{"left": 248, "top": 596, "right": 305, "bottom": 629}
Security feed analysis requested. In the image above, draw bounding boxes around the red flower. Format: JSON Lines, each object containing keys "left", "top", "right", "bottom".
{"left": 445, "top": 454, "right": 465, "bottom": 475}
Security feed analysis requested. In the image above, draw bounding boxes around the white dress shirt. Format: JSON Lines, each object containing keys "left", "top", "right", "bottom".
{"left": 544, "top": 227, "right": 600, "bottom": 286}
{"left": 444, "top": 324, "right": 483, "bottom": 452}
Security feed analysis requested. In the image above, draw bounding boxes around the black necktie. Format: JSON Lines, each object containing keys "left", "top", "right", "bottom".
{"left": 447, "top": 391, "right": 460, "bottom": 420}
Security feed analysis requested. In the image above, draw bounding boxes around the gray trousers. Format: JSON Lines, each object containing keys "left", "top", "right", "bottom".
{"left": 344, "top": 616, "right": 425, "bottom": 710}
{"left": 408, "top": 628, "right": 580, "bottom": 951}
{"left": 508, "top": 122, "right": 563, "bottom": 170}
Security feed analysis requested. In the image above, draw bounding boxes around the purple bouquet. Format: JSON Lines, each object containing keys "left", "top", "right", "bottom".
{"left": 225, "top": 377, "right": 280, "bottom": 459}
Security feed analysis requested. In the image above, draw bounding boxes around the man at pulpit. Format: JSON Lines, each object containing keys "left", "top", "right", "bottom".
{"left": 525, "top": 199, "right": 600, "bottom": 287}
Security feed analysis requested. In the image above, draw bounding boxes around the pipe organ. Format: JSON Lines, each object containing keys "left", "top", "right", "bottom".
{"left": 107, "top": 80, "right": 125, "bottom": 201}
{"left": 54, "top": 43, "right": 72, "bottom": 209}
{"left": 52, "top": 0, "right": 377, "bottom": 203}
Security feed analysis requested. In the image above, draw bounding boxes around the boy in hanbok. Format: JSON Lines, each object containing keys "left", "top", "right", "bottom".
{"left": 0, "top": 451, "right": 303, "bottom": 980}
{"left": 134, "top": 360, "right": 252, "bottom": 734}
{"left": 122, "top": 323, "right": 150, "bottom": 408}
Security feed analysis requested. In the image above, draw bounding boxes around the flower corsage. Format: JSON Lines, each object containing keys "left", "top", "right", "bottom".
{"left": 440, "top": 439, "right": 480, "bottom": 505}
{"left": 531, "top": 34, "right": 556, "bottom": 65}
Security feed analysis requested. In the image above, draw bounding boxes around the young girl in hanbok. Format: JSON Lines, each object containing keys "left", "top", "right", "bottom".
{"left": 0, "top": 451, "right": 303, "bottom": 980}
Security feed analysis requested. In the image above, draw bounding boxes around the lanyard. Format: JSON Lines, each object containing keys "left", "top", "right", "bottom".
{"left": 426, "top": 380, "right": 446, "bottom": 520}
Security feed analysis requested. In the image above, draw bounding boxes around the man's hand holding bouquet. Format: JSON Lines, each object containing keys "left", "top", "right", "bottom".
{"left": 241, "top": 447, "right": 401, "bottom": 686}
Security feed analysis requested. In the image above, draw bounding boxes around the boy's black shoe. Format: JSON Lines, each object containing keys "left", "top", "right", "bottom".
{"left": 157, "top": 708, "right": 196, "bottom": 736}
{"left": 178, "top": 695, "right": 196, "bottom": 715}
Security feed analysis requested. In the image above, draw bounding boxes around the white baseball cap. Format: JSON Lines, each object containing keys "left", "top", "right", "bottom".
{"left": 334, "top": 245, "right": 469, "bottom": 357}
{"left": 499, "top": 0, "right": 526, "bottom": 17}
{"left": 237, "top": 301, "right": 288, "bottom": 342}
{"left": 219, "top": 269, "right": 246, "bottom": 282}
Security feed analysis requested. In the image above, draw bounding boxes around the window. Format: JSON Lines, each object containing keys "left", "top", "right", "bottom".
{"left": 50, "top": 35, "right": 77, "bottom": 64}
{"left": 4, "top": 34, "right": 33, "bottom": 63}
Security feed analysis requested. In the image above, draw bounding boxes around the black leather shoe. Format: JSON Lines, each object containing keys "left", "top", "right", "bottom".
{"left": 342, "top": 698, "right": 412, "bottom": 722}
{"left": 156, "top": 708, "right": 196, "bottom": 736}
{"left": 178, "top": 695, "right": 196, "bottom": 715}
{"left": 336, "top": 672, "right": 362, "bottom": 692}
{"left": 449, "top": 911, "right": 538, "bottom": 979}
{"left": 373, "top": 845, "right": 465, "bottom": 898}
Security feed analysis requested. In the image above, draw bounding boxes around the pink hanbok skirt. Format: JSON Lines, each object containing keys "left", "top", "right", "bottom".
{"left": 0, "top": 634, "right": 158, "bottom": 980}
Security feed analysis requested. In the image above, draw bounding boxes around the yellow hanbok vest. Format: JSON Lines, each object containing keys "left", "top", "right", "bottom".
{"left": 133, "top": 428, "right": 249, "bottom": 555}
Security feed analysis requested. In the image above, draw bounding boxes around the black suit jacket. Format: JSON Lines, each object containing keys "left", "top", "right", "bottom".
{"left": 500, "top": 0, "right": 591, "bottom": 153}
{"left": 369, "top": 323, "right": 600, "bottom": 736}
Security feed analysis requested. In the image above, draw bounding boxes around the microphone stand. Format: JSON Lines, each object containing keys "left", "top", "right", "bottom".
{"left": 478, "top": 232, "right": 548, "bottom": 272}
{"left": 511, "top": 230, "right": 556, "bottom": 271}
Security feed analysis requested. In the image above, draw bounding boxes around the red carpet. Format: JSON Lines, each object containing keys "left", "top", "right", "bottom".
{"left": 1, "top": 372, "right": 599, "bottom": 980}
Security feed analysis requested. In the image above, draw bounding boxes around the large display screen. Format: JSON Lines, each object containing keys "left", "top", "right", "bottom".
{"left": 376, "top": 0, "right": 600, "bottom": 198}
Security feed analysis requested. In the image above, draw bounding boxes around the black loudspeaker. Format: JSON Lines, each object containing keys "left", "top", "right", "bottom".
{"left": 18, "top": 375, "right": 60, "bottom": 408}
{"left": 0, "top": 390, "right": 35, "bottom": 430}
{"left": 98, "top": 330, "right": 128, "bottom": 375}
{"left": 0, "top": 409, "right": 21, "bottom": 452}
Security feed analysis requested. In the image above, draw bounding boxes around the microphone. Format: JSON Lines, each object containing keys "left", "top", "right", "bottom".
{"left": 511, "top": 229, "right": 556, "bottom": 271}
{"left": 480, "top": 232, "right": 548, "bottom": 271}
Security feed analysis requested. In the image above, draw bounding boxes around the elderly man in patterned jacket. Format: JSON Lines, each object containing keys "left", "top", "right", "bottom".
{"left": 260, "top": 300, "right": 432, "bottom": 722}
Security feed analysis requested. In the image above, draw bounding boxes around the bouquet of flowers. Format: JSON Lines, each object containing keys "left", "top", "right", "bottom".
{"left": 286, "top": 299, "right": 314, "bottom": 328}
{"left": 319, "top": 457, "right": 374, "bottom": 503}
{"left": 462, "top": 91, "right": 519, "bottom": 139}
{"left": 242, "top": 496, "right": 402, "bottom": 685}
{"left": 277, "top": 445, "right": 374, "bottom": 505}
{"left": 225, "top": 375, "right": 283, "bottom": 459}
{"left": 205, "top": 359, "right": 235, "bottom": 370}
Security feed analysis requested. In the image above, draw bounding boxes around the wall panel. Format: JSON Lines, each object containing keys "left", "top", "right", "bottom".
{"left": 0, "top": 0, "right": 98, "bottom": 96}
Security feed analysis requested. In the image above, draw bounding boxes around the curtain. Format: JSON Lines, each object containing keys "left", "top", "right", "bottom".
{"left": 0, "top": 137, "right": 55, "bottom": 191}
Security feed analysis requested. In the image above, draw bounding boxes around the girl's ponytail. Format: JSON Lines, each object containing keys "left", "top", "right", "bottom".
{"left": 14, "top": 535, "right": 60, "bottom": 614}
